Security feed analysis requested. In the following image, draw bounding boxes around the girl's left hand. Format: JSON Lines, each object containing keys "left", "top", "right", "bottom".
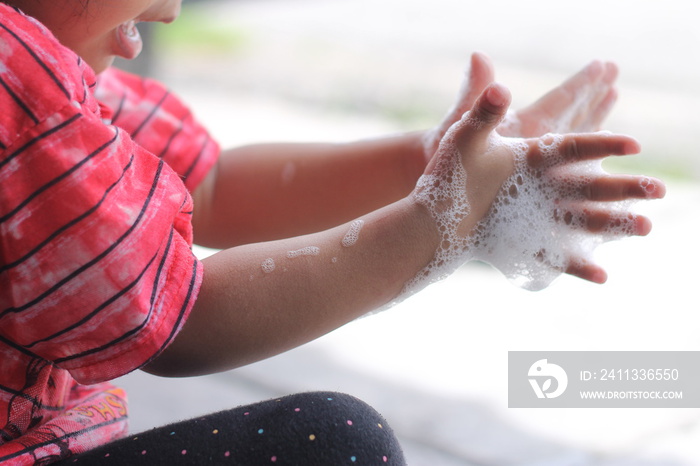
{"left": 424, "top": 53, "right": 620, "bottom": 162}
{"left": 498, "top": 60, "right": 619, "bottom": 137}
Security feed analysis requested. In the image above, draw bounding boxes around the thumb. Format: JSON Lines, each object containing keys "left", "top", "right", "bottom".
{"left": 461, "top": 52, "right": 496, "bottom": 109}
{"left": 451, "top": 52, "right": 496, "bottom": 118}
{"left": 471, "top": 82, "right": 511, "bottom": 128}
{"left": 454, "top": 82, "right": 512, "bottom": 147}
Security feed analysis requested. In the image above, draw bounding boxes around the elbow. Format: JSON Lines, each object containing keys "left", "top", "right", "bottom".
{"left": 140, "top": 348, "right": 193, "bottom": 378}
{"left": 139, "top": 337, "right": 245, "bottom": 378}
{"left": 139, "top": 339, "right": 214, "bottom": 378}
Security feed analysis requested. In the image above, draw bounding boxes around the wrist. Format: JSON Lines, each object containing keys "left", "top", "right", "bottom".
{"left": 400, "top": 130, "right": 431, "bottom": 191}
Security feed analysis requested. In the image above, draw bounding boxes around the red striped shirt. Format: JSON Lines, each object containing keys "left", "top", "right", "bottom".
{"left": 0, "top": 5, "right": 218, "bottom": 464}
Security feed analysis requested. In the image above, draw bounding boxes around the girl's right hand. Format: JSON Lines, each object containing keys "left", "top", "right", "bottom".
{"left": 417, "top": 83, "right": 665, "bottom": 288}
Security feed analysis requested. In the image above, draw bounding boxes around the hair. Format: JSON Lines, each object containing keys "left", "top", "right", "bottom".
{"left": 0, "top": 1, "right": 91, "bottom": 9}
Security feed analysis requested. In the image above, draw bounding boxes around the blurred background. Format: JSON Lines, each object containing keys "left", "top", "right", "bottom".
{"left": 116, "top": 0, "right": 700, "bottom": 464}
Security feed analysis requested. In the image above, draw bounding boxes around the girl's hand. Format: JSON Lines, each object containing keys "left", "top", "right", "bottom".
{"left": 423, "top": 52, "right": 495, "bottom": 160}
{"left": 498, "top": 60, "right": 619, "bottom": 137}
{"left": 414, "top": 83, "right": 665, "bottom": 290}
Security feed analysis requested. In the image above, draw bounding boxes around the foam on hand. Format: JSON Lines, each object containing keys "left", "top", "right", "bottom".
{"left": 469, "top": 133, "right": 637, "bottom": 291}
{"left": 399, "top": 124, "right": 641, "bottom": 304}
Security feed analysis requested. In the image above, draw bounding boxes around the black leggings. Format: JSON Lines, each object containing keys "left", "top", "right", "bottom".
{"left": 59, "top": 392, "right": 406, "bottom": 465}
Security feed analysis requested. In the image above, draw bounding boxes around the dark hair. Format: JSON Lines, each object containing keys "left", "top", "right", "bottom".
{"left": 0, "top": 1, "right": 91, "bottom": 9}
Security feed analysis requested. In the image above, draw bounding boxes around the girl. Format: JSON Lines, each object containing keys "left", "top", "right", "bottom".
{"left": 0, "top": 0, "right": 664, "bottom": 464}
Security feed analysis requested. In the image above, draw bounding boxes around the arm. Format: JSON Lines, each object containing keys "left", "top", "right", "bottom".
{"left": 191, "top": 133, "right": 426, "bottom": 248}
{"left": 144, "top": 83, "right": 664, "bottom": 377}
{"left": 147, "top": 197, "right": 439, "bottom": 376}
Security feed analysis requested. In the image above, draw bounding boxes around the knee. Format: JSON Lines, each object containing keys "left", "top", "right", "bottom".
{"left": 278, "top": 391, "right": 406, "bottom": 465}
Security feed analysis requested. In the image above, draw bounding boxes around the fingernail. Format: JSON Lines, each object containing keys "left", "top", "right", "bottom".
{"left": 485, "top": 84, "right": 507, "bottom": 107}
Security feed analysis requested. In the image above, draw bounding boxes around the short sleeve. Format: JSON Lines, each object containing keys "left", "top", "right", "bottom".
{"left": 0, "top": 6, "right": 203, "bottom": 384}
{"left": 95, "top": 67, "right": 220, "bottom": 192}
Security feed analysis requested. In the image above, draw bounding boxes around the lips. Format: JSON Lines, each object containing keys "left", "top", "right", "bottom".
{"left": 114, "top": 20, "right": 143, "bottom": 60}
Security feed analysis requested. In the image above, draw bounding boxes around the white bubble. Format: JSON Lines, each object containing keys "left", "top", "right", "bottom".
{"left": 287, "top": 246, "right": 321, "bottom": 258}
{"left": 639, "top": 177, "right": 656, "bottom": 194}
{"left": 342, "top": 220, "right": 365, "bottom": 247}
{"left": 261, "top": 258, "right": 276, "bottom": 274}
{"left": 498, "top": 110, "right": 521, "bottom": 135}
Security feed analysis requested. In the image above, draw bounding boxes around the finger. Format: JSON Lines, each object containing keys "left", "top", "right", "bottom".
{"left": 566, "top": 62, "right": 621, "bottom": 131}
{"left": 601, "top": 61, "right": 619, "bottom": 86}
{"left": 471, "top": 83, "right": 512, "bottom": 128}
{"left": 554, "top": 205, "right": 652, "bottom": 236}
{"left": 586, "top": 208, "right": 652, "bottom": 236}
{"left": 452, "top": 83, "right": 512, "bottom": 148}
{"left": 450, "top": 52, "right": 496, "bottom": 118}
{"left": 527, "top": 132, "right": 641, "bottom": 168}
{"left": 581, "top": 62, "right": 619, "bottom": 131}
{"left": 565, "top": 258, "right": 607, "bottom": 284}
{"left": 531, "top": 60, "right": 606, "bottom": 120}
{"left": 429, "top": 53, "right": 497, "bottom": 155}
{"left": 463, "top": 52, "right": 495, "bottom": 109}
{"left": 582, "top": 87, "right": 618, "bottom": 131}
{"left": 560, "top": 60, "right": 606, "bottom": 99}
{"left": 583, "top": 175, "right": 666, "bottom": 201}
{"left": 513, "top": 61, "right": 618, "bottom": 136}
{"left": 580, "top": 62, "right": 619, "bottom": 130}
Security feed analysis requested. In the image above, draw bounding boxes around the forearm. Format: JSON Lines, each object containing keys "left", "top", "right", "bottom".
{"left": 145, "top": 197, "right": 439, "bottom": 377}
{"left": 192, "top": 132, "right": 426, "bottom": 248}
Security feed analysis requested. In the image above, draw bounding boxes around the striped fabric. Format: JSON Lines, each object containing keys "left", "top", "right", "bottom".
{"left": 95, "top": 67, "right": 216, "bottom": 193}
{"left": 0, "top": 5, "right": 218, "bottom": 464}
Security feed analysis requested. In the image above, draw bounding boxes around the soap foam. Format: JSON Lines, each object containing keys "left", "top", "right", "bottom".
{"left": 342, "top": 220, "right": 365, "bottom": 248}
{"left": 287, "top": 246, "right": 321, "bottom": 258}
{"left": 261, "top": 258, "right": 276, "bottom": 274}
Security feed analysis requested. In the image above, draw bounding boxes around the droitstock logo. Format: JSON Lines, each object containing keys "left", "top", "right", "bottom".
{"left": 528, "top": 359, "right": 568, "bottom": 399}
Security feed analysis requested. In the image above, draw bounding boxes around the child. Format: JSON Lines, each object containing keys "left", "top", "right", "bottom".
{"left": 0, "top": 0, "right": 665, "bottom": 464}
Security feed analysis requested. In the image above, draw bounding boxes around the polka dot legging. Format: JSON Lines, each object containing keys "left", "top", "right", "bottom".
{"left": 59, "top": 392, "right": 406, "bottom": 465}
